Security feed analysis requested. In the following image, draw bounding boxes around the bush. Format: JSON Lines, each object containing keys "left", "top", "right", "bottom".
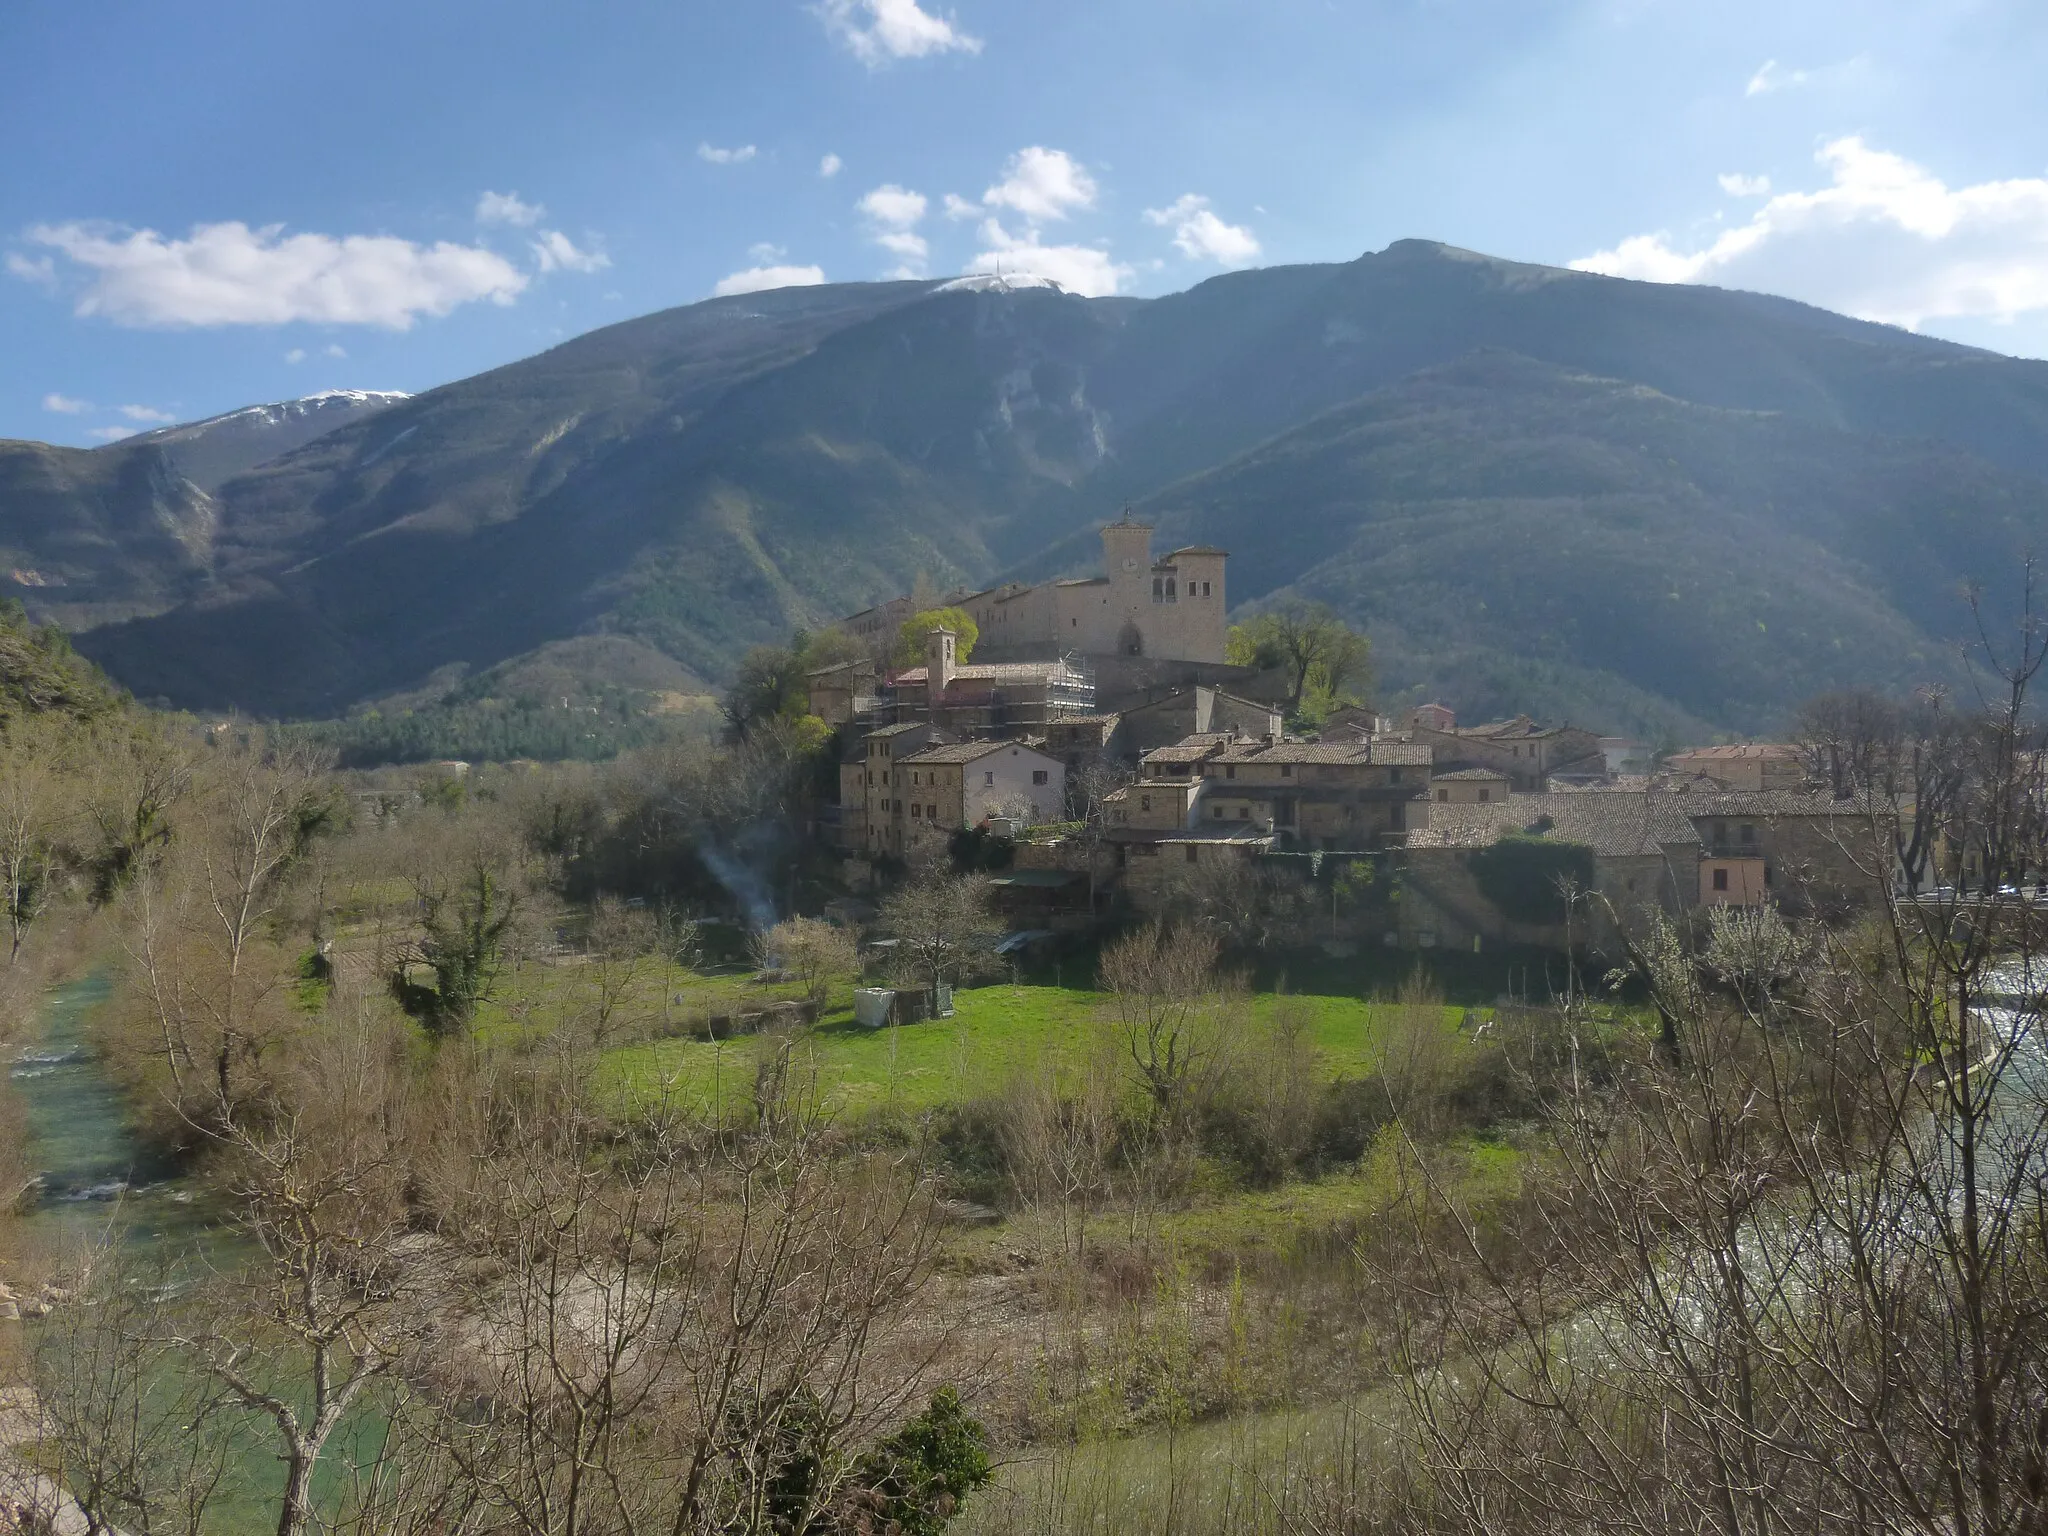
{"left": 1468, "top": 834, "right": 1596, "bottom": 924}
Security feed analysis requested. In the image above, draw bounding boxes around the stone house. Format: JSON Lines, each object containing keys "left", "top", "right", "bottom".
{"left": 1116, "top": 685, "right": 1283, "bottom": 762}
{"left": 1172, "top": 738, "right": 1433, "bottom": 851}
{"left": 807, "top": 658, "right": 878, "bottom": 727}
{"left": 873, "top": 739, "right": 1068, "bottom": 858}
{"left": 1041, "top": 713, "right": 1125, "bottom": 774}
{"left": 1428, "top": 767, "right": 1509, "bottom": 805}
{"left": 1664, "top": 744, "right": 1809, "bottom": 793}
{"left": 854, "top": 721, "right": 949, "bottom": 857}
{"left": 1403, "top": 714, "right": 1606, "bottom": 792}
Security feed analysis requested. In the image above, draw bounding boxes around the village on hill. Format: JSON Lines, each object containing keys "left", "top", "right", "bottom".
{"left": 805, "top": 517, "right": 1915, "bottom": 966}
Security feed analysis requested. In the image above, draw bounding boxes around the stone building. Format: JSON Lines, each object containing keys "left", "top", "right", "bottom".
{"left": 869, "top": 739, "right": 1068, "bottom": 858}
{"left": 1400, "top": 714, "right": 1605, "bottom": 792}
{"left": 1664, "top": 744, "right": 1810, "bottom": 794}
{"left": 1401, "top": 787, "right": 1893, "bottom": 951}
{"left": 857, "top": 517, "right": 1229, "bottom": 667}
{"left": 878, "top": 627, "right": 1095, "bottom": 735}
{"left": 1117, "top": 734, "right": 1431, "bottom": 852}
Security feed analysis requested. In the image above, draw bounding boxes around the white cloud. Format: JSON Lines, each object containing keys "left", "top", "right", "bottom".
{"left": 818, "top": 0, "right": 981, "bottom": 66}
{"left": 531, "top": 230, "right": 610, "bottom": 274}
{"left": 1718, "top": 172, "right": 1772, "bottom": 197}
{"left": 983, "top": 147, "right": 1097, "bottom": 223}
{"left": 819, "top": 153, "right": 843, "bottom": 178}
{"left": 942, "top": 193, "right": 979, "bottom": 221}
{"left": 325, "top": 343, "right": 347, "bottom": 358}
{"left": 858, "top": 184, "right": 928, "bottom": 230}
{"left": 42, "top": 393, "right": 90, "bottom": 414}
{"left": 698, "top": 142, "right": 758, "bottom": 165}
{"left": 713, "top": 263, "right": 827, "bottom": 297}
{"left": 876, "top": 231, "right": 930, "bottom": 264}
{"left": 1745, "top": 58, "right": 1807, "bottom": 95}
{"left": 1142, "top": 194, "right": 1261, "bottom": 267}
{"left": 857, "top": 183, "right": 931, "bottom": 274}
{"left": 749, "top": 242, "right": 788, "bottom": 263}
{"left": 1572, "top": 138, "right": 2048, "bottom": 330}
{"left": 7, "top": 253, "right": 56, "bottom": 287}
{"left": 969, "top": 218, "right": 1130, "bottom": 297}
{"left": 24, "top": 220, "right": 528, "bottom": 329}
{"left": 87, "top": 426, "right": 140, "bottom": 442}
{"left": 118, "top": 404, "right": 176, "bottom": 423}
{"left": 284, "top": 348, "right": 307, "bottom": 364}
{"left": 476, "top": 190, "right": 545, "bottom": 227}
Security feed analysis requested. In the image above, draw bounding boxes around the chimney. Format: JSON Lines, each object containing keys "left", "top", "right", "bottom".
{"left": 926, "top": 626, "right": 958, "bottom": 694}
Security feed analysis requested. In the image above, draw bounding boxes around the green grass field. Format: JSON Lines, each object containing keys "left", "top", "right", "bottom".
{"left": 597, "top": 983, "right": 1472, "bottom": 1120}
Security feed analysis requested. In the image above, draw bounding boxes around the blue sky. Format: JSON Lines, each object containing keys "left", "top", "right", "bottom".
{"left": 7, "top": 0, "right": 2048, "bottom": 445}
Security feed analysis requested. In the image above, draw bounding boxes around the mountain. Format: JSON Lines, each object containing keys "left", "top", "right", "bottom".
{"left": 9, "top": 240, "right": 2048, "bottom": 732}
{"left": 127, "top": 389, "right": 410, "bottom": 493}
{"left": 0, "top": 389, "right": 407, "bottom": 630}
{"left": 1120, "top": 351, "right": 2048, "bottom": 739}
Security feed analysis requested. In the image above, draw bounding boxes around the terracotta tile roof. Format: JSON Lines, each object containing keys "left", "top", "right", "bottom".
{"left": 901, "top": 740, "right": 1059, "bottom": 766}
{"left": 1668, "top": 744, "right": 1803, "bottom": 761}
{"left": 1432, "top": 767, "right": 1510, "bottom": 782}
{"left": 1211, "top": 741, "right": 1433, "bottom": 766}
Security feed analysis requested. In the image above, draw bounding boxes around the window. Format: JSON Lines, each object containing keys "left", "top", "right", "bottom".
{"left": 985, "top": 771, "right": 994, "bottom": 786}
{"left": 912, "top": 771, "right": 920, "bottom": 786}
{"left": 1140, "top": 795, "right": 1152, "bottom": 812}
{"left": 1032, "top": 769, "right": 1049, "bottom": 786}
{"left": 911, "top": 803, "right": 921, "bottom": 818}
{"left": 1202, "top": 581, "right": 1211, "bottom": 597}
{"left": 1280, "top": 763, "right": 1293, "bottom": 778}
{"left": 1185, "top": 844, "right": 1199, "bottom": 864}
{"left": 928, "top": 803, "right": 937, "bottom": 819}
{"left": 1437, "top": 788, "right": 1448, "bottom": 802}
{"left": 1152, "top": 577, "right": 1163, "bottom": 600}
{"left": 1237, "top": 807, "right": 1249, "bottom": 819}
{"left": 1165, "top": 577, "right": 1176, "bottom": 600}
{"left": 1713, "top": 868, "right": 1729, "bottom": 892}
{"left": 1212, "top": 805, "right": 1224, "bottom": 819}
{"left": 1478, "top": 787, "right": 1491, "bottom": 803}
{"left": 1226, "top": 764, "right": 1237, "bottom": 779}
{"left": 894, "top": 800, "right": 903, "bottom": 813}
{"left": 1739, "top": 823, "right": 1756, "bottom": 844}
{"left": 1390, "top": 767, "right": 1402, "bottom": 784}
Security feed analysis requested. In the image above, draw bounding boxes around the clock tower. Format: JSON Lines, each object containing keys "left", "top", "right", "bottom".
{"left": 1101, "top": 516, "right": 1153, "bottom": 600}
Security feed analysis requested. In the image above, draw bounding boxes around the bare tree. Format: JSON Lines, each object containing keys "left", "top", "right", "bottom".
{"left": 752, "top": 914, "right": 857, "bottom": 1004}
{"left": 1099, "top": 921, "right": 1230, "bottom": 1131}
{"left": 1390, "top": 588, "right": 2048, "bottom": 1536}
{"left": 878, "top": 873, "right": 995, "bottom": 998}
{"left": 408, "top": 1064, "right": 953, "bottom": 1536}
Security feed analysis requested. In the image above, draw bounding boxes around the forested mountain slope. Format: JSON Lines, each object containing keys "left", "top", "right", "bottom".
{"left": 6, "top": 241, "right": 2048, "bottom": 730}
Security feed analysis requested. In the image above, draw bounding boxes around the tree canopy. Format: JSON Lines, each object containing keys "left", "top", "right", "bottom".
{"left": 1226, "top": 601, "right": 1370, "bottom": 720}
{"left": 894, "top": 609, "right": 979, "bottom": 669}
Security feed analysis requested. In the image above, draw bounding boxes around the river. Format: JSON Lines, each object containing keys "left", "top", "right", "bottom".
{"left": 8, "top": 972, "right": 223, "bottom": 1261}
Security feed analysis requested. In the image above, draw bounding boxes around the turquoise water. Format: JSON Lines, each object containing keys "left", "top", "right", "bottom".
{"left": 9, "top": 972, "right": 226, "bottom": 1259}
{"left": 9, "top": 975, "right": 377, "bottom": 1534}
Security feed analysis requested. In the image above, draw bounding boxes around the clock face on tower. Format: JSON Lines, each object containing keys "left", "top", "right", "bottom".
{"left": 1121, "top": 557, "right": 1139, "bottom": 573}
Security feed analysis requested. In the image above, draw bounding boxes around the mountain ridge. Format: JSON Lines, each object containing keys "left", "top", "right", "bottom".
{"left": 7, "top": 240, "right": 2048, "bottom": 733}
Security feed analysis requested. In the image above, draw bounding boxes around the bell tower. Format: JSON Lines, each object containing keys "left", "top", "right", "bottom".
{"left": 1101, "top": 515, "right": 1153, "bottom": 596}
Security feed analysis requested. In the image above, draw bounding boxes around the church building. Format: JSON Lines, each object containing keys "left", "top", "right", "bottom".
{"left": 956, "top": 518, "right": 1228, "bottom": 665}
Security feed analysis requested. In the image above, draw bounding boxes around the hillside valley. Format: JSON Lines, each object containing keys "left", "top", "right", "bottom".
{"left": 8, "top": 241, "right": 2048, "bottom": 733}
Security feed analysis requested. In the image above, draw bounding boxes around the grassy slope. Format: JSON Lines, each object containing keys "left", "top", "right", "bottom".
{"left": 597, "top": 983, "right": 1449, "bottom": 1118}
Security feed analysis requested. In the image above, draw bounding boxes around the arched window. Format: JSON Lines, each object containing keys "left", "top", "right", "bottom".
{"left": 1165, "top": 576, "right": 1176, "bottom": 600}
